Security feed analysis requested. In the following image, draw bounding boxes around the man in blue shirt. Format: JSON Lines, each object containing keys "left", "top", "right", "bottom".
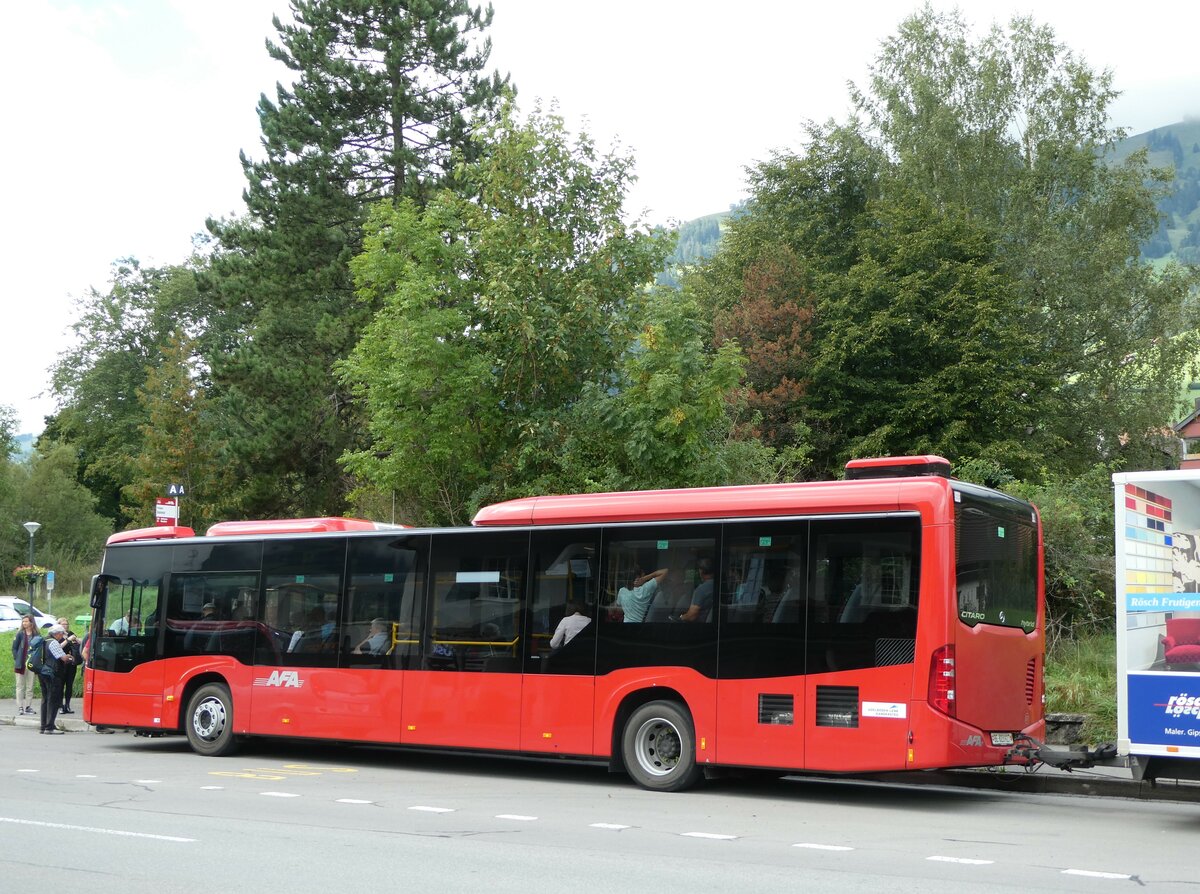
{"left": 677, "top": 558, "right": 715, "bottom": 622}
{"left": 618, "top": 568, "right": 668, "bottom": 623}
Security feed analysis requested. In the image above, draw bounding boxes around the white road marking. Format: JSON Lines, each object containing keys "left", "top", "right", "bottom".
{"left": 793, "top": 843, "right": 854, "bottom": 851}
{"left": 200, "top": 786, "right": 224, "bottom": 790}
{"left": 927, "top": 856, "right": 994, "bottom": 865}
{"left": 0, "top": 817, "right": 193, "bottom": 842}
{"left": 336, "top": 798, "right": 373, "bottom": 804}
{"left": 134, "top": 779, "right": 162, "bottom": 785}
{"left": 260, "top": 791, "right": 301, "bottom": 798}
{"left": 681, "top": 832, "right": 737, "bottom": 840}
{"left": 496, "top": 814, "right": 538, "bottom": 821}
{"left": 75, "top": 774, "right": 97, "bottom": 779}
{"left": 1063, "top": 869, "right": 1131, "bottom": 880}
{"left": 409, "top": 806, "right": 454, "bottom": 813}
{"left": 17, "top": 769, "right": 39, "bottom": 773}
{"left": 590, "top": 823, "right": 632, "bottom": 830}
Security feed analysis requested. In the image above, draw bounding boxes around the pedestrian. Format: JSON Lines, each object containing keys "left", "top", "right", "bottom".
{"left": 11, "top": 614, "right": 38, "bottom": 716}
{"left": 57, "top": 617, "right": 82, "bottom": 714}
{"left": 38, "top": 624, "right": 74, "bottom": 735}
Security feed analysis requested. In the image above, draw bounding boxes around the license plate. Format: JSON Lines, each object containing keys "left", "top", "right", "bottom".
{"left": 990, "top": 732, "right": 1014, "bottom": 746}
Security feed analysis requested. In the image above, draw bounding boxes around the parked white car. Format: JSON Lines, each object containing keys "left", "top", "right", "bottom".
{"left": 0, "top": 597, "right": 57, "bottom": 632}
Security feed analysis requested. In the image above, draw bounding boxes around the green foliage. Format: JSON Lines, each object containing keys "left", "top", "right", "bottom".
{"left": 263, "top": 0, "right": 510, "bottom": 206}
{"left": 808, "top": 188, "right": 1052, "bottom": 472}
{"left": 122, "top": 332, "right": 232, "bottom": 533}
{"left": 1004, "top": 466, "right": 1116, "bottom": 646}
{"left": 0, "top": 442, "right": 112, "bottom": 594}
{"left": 340, "top": 106, "right": 673, "bottom": 524}
{"left": 688, "top": 6, "right": 1200, "bottom": 483}
{"left": 518, "top": 290, "right": 803, "bottom": 497}
{"left": 202, "top": 0, "right": 511, "bottom": 520}
{"left": 45, "top": 260, "right": 202, "bottom": 527}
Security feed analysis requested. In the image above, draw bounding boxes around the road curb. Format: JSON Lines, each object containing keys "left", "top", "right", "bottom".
{"left": 862, "top": 768, "right": 1200, "bottom": 803}
{"left": 1, "top": 712, "right": 92, "bottom": 733}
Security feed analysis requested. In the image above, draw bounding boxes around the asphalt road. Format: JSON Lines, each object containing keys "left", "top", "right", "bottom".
{"left": 3, "top": 727, "right": 1198, "bottom": 893}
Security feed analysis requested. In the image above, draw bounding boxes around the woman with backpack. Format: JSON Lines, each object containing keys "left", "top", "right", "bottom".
{"left": 10, "top": 614, "right": 37, "bottom": 716}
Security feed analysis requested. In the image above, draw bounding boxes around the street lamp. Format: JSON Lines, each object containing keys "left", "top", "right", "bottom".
{"left": 22, "top": 521, "right": 41, "bottom": 605}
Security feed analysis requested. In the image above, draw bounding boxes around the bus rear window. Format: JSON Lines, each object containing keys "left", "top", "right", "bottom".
{"left": 954, "top": 488, "right": 1038, "bottom": 631}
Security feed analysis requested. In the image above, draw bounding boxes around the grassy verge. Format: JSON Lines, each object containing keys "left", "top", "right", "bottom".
{"left": 1044, "top": 630, "right": 1117, "bottom": 744}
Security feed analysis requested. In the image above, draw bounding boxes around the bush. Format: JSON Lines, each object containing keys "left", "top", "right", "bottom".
{"left": 1004, "top": 466, "right": 1115, "bottom": 649}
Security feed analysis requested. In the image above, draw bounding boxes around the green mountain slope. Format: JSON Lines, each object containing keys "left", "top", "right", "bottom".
{"left": 1114, "top": 120, "right": 1200, "bottom": 264}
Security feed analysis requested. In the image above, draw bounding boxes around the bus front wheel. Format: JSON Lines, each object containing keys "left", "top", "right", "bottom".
{"left": 621, "top": 700, "right": 702, "bottom": 792}
{"left": 185, "top": 683, "right": 238, "bottom": 757}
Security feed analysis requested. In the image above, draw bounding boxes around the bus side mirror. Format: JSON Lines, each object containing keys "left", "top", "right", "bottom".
{"left": 90, "top": 573, "right": 119, "bottom": 609}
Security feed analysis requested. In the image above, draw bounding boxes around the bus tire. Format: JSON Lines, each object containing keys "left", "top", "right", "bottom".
{"left": 621, "top": 700, "right": 702, "bottom": 792}
{"left": 185, "top": 683, "right": 238, "bottom": 757}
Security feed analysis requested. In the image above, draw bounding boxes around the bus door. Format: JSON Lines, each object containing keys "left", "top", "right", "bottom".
{"left": 715, "top": 522, "right": 808, "bottom": 769}
{"left": 249, "top": 539, "right": 381, "bottom": 741}
{"left": 804, "top": 517, "right": 921, "bottom": 772}
{"left": 88, "top": 547, "right": 170, "bottom": 729}
{"left": 520, "top": 531, "right": 598, "bottom": 755}
{"left": 402, "top": 531, "right": 528, "bottom": 750}
{"left": 334, "top": 535, "right": 429, "bottom": 742}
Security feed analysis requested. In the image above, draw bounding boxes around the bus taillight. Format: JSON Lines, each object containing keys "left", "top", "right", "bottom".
{"left": 929, "top": 644, "right": 956, "bottom": 716}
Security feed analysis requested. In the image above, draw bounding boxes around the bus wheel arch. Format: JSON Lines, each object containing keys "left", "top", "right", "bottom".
{"left": 613, "top": 691, "right": 702, "bottom": 792}
{"left": 183, "top": 679, "right": 239, "bottom": 757}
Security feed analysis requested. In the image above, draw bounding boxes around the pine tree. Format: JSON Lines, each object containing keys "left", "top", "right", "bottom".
{"left": 204, "top": 0, "right": 511, "bottom": 518}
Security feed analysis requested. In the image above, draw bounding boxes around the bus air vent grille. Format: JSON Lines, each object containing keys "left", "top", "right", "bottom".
{"left": 815, "top": 685, "right": 859, "bottom": 728}
{"left": 1025, "top": 657, "right": 1037, "bottom": 705}
{"left": 758, "top": 693, "right": 795, "bottom": 725}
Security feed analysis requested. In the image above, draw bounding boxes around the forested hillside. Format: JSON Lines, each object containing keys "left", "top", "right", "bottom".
{"left": 672, "top": 123, "right": 1200, "bottom": 274}
{"left": 1115, "top": 120, "right": 1200, "bottom": 264}
{"left": 658, "top": 210, "right": 734, "bottom": 286}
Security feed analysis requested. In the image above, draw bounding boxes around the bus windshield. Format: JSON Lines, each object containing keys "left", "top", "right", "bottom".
{"left": 954, "top": 486, "right": 1038, "bottom": 631}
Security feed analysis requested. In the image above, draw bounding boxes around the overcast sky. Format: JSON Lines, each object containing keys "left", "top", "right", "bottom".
{"left": 4, "top": 0, "right": 1199, "bottom": 436}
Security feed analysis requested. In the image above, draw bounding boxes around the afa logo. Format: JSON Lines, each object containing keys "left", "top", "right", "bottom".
{"left": 254, "top": 670, "right": 305, "bottom": 688}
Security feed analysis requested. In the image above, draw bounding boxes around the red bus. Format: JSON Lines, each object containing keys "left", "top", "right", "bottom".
{"left": 83, "top": 455, "right": 1044, "bottom": 791}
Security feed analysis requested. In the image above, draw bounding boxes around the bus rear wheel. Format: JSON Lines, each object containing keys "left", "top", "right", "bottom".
{"left": 185, "top": 683, "right": 238, "bottom": 757}
{"left": 621, "top": 700, "right": 702, "bottom": 792}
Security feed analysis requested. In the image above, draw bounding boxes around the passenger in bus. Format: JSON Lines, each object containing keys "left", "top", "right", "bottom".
{"left": 617, "top": 567, "right": 668, "bottom": 623}
{"left": 676, "top": 558, "right": 715, "bottom": 622}
{"left": 549, "top": 601, "right": 590, "bottom": 648}
{"left": 286, "top": 610, "right": 307, "bottom": 652}
{"left": 839, "top": 564, "right": 883, "bottom": 624}
{"left": 184, "top": 603, "right": 219, "bottom": 652}
{"left": 109, "top": 611, "right": 140, "bottom": 635}
{"left": 288, "top": 606, "right": 328, "bottom": 652}
{"left": 353, "top": 618, "right": 390, "bottom": 655}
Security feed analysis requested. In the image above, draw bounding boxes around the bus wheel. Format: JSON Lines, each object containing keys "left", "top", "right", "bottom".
{"left": 185, "top": 683, "right": 238, "bottom": 757}
{"left": 621, "top": 700, "right": 702, "bottom": 792}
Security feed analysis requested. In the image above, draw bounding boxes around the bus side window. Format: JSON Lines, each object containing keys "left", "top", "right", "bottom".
{"left": 427, "top": 531, "right": 527, "bottom": 674}
{"left": 529, "top": 531, "right": 598, "bottom": 675}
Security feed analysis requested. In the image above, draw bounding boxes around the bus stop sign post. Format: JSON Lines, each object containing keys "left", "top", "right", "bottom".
{"left": 156, "top": 484, "right": 186, "bottom": 527}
